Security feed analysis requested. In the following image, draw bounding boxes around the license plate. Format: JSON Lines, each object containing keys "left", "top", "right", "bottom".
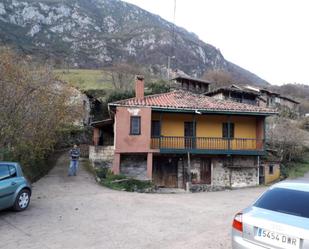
{"left": 255, "top": 227, "right": 300, "bottom": 249}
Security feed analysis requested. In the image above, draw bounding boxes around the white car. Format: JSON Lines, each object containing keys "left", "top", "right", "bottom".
{"left": 232, "top": 181, "right": 309, "bottom": 249}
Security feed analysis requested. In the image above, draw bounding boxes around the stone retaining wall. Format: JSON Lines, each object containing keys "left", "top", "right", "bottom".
{"left": 120, "top": 154, "right": 148, "bottom": 181}
{"left": 89, "top": 145, "right": 114, "bottom": 162}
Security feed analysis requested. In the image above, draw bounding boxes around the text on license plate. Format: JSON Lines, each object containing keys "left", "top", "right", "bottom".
{"left": 255, "top": 227, "right": 300, "bottom": 249}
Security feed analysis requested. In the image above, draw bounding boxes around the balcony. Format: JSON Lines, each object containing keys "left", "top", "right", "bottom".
{"left": 151, "top": 136, "right": 265, "bottom": 155}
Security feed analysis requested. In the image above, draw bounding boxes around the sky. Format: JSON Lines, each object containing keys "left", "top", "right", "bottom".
{"left": 124, "top": 0, "right": 309, "bottom": 85}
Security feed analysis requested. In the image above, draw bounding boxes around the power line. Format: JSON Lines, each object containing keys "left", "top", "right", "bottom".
{"left": 172, "top": 0, "right": 177, "bottom": 58}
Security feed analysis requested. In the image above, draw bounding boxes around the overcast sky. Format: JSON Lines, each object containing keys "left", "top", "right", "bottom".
{"left": 124, "top": 0, "right": 309, "bottom": 85}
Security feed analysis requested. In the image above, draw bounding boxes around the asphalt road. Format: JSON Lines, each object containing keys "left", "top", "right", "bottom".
{"left": 0, "top": 153, "right": 268, "bottom": 249}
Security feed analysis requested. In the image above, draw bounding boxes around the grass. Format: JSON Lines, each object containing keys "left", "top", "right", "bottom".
{"left": 285, "top": 153, "right": 309, "bottom": 178}
{"left": 54, "top": 69, "right": 114, "bottom": 90}
{"left": 82, "top": 158, "right": 96, "bottom": 175}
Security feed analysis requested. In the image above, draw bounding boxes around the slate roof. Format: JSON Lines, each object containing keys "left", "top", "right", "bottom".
{"left": 205, "top": 87, "right": 260, "bottom": 97}
{"left": 172, "top": 76, "right": 211, "bottom": 85}
{"left": 109, "top": 90, "right": 277, "bottom": 115}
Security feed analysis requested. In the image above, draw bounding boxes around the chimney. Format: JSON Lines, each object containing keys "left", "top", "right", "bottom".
{"left": 135, "top": 75, "right": 144, "bottom": 99}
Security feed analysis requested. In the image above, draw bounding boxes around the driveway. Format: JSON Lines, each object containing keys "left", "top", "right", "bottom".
{"left": 0, "top": 153, "right": 267, "bottom": 249}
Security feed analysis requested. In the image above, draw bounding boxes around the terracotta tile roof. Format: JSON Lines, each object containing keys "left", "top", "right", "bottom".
{"left": 110, "top": 90, "right": 277, "bottom": 115}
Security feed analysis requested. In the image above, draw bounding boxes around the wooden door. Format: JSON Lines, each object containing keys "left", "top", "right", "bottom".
{"left": 153, "top": 157, "right": 178, "bottom": 188}
{"left": 259, "top": 166, "right": 265, "bottom": 185}
{"left": 184, "top": 122, "right": 195, "bottom": 148}
{"left": 200, "top": 158, "right": 211, "bottom": 184}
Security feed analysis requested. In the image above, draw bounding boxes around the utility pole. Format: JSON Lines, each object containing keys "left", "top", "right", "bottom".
{"left": 167, "top": 0, "right": 177, "bottom": 81}
{"left": 167, "top": 55, "right": 175, "bottom": 80}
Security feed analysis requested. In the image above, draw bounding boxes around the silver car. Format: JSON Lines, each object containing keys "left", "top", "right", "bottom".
{"left": 232, "top": 181, "right": 309, "bottom": 249}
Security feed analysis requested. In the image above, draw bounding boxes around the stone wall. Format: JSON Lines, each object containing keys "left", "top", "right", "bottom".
{"left": 211, "top": 157, "right": 230, "bottom": 187}
{"left": 177, "top": 158, "right": 185, "bottom": 188}
{"left": 212, "top": 156, "right": 258, "bottom": 188}
{"left": 89, "top": 145, "right": 114, "bottom": 162}
{"left": 177, "top": 155, "right": 258, "bottom": 191}
{"left": 120, "top": 154, "right": 147, "bottom": 180}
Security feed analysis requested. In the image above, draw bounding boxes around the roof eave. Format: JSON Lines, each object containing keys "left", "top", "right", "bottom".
{"left": 109, "top": 103, "right": 278, "bottom": 116}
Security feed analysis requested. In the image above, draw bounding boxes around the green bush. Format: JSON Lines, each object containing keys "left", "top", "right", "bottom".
{"left": 146, "top": 80, "right": 170, "bottom": 95}
{"left": 283, "top": 151, "right": 309, "bottom": 178}
{"left": 280, "top": 164, "right": 288, "bottom": 179}
{"left": 95, "top": 168, "right": 153, "bottom": 192}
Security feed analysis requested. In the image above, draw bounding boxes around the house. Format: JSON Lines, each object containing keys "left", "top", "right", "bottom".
{"left": 205, "top": 84, "right": 299, "bottom": 115}
{"left": 204, "top": 85, "right": 266, "bottom": 107}
{"left": 171, "top": 75, "right": 211, "bottom": 93}
{"left": 259, "top": 161, "right": 281, "bottom": 185}
{"left": 92, "top": 76, "right": 277, "bottom": 191}
{"left": 259, "top": 89, "right": 300, "bottom": 112}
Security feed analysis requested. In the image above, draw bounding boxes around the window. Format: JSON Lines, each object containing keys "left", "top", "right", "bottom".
{"left": 269, "top": 165, "right": 274, "bottom": 175}
{"left": 151, "top": 120, "right": 160, "bottom": 137}
{"left": 222, "top": 123, "right": 234, "bottom": 139}
{"left": 254, "top": 188, "right": 309, "bottom": 218}
{"left": 0, "top": 165, "right": 11, "bottom": 181}
{"left": 130, "top": 116, "right": 141, "bottom": 135}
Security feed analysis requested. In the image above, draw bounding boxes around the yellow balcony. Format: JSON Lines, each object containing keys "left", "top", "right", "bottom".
{"left": 151, "top": 136, "right": 264, "bottom": 155}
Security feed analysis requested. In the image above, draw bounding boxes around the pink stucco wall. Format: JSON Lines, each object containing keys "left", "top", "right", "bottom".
{"left": 114, "top": 106, "right": 154, "bottom": 153}
{"left": 112, "top": 106, "right": 157, "bottom": 179}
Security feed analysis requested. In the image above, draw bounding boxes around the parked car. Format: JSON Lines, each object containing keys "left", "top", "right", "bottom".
{"left": 232, "top": 181, "right": 309, "bottom": 249}
{"left": 0, "top": 162, "right": 32, "bottom": 211}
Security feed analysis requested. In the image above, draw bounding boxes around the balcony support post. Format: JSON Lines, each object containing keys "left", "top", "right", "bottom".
{"left": 112, "top": 153, "right": 120, "bottom": 174}
{"left": 147, "top": 152, "right": 153, "bottom": 180}
{"left": 186, "top": 152, "right": 191, "bottom": 192}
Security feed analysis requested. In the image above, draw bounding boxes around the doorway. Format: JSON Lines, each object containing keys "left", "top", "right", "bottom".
{"left": 200, "top": 158, "right": 211, "bottom": 184}
{"left": 153, "top": 157, "right": 178, "bottom": 188}
{"left": 184, "top": 122, "right": 195, "bottom": 148}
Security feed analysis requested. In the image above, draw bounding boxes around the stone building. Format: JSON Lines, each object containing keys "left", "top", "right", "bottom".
{"left": 205, "top": 85, "right": 266, "bottom": 107}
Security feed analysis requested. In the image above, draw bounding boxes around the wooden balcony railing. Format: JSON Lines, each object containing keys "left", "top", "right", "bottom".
{"left": 151, "top": 136, "right": 264, "bottom": 151}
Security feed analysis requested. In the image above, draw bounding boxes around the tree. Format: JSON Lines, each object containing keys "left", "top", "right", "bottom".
{"left": 146, "top": 80, "right": 170, "bottom": 95}
{"left": 102, "top": 63, "right": 144, "bottom": 91}
{"left": 202, "top": 69, "right": 235, "bottom": 89}
{"left": 0, "top": 48, "right": 82, "bottom": 178}
{"left": 267, "top": 117, "right": 307, "bottom": 162}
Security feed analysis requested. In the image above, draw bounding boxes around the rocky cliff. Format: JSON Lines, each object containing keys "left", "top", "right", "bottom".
{"left": 0, "top": 0, "right": 269, "bottom": 85}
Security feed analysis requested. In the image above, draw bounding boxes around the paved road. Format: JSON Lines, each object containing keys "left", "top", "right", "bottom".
{"left": 0, "top": 153, "right": 267, "bottom": 249}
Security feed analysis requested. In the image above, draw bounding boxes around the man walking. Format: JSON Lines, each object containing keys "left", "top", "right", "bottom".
{"left": 68, "top": 144, "right": 80, "bottom": 176}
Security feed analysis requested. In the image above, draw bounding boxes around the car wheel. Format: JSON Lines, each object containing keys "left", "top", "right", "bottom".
{"left": 13, "top": 189, "right": 30, "bottom": 211}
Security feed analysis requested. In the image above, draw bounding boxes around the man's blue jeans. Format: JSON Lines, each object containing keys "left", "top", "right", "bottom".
{"left": 68, "top": 160, "right": 79, "bottom": 176}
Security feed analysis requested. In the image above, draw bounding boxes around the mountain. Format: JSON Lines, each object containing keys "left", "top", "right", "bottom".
{"left": 0, "top": 0, "right": 269, "bottom": 86}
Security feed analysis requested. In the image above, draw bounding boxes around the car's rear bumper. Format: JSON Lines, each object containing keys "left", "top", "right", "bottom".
{"left": 232, "top": 230, "right": 267, "bottom": 249}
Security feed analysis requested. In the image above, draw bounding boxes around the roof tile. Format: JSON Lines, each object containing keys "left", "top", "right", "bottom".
{"left": 110, "top": 90, "right": 277, "bottom": 114}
